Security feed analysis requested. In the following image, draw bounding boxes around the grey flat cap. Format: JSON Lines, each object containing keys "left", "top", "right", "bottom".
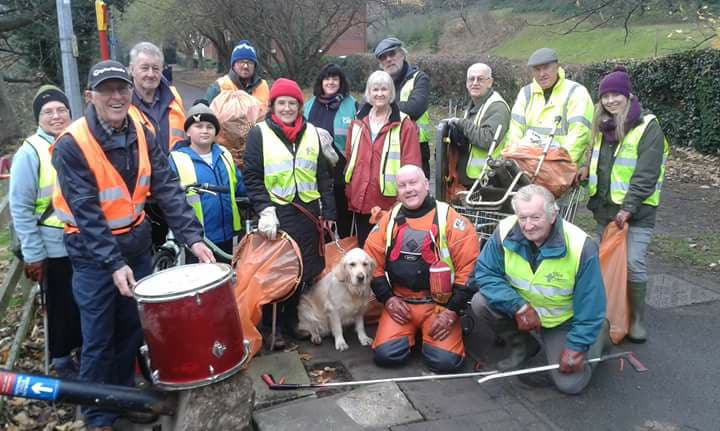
{"left": 374, "top": 37, "right": 403, "bottom": 58}
{"left": 527, "top": 48, "right": 559, "bottom": 67}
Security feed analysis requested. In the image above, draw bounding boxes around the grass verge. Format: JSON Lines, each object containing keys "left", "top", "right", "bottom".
{"left": 650, "top": 233, "right": 720, "bottom": 270}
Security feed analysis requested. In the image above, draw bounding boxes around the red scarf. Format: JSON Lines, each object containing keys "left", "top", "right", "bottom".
{"left": 271, "top": 113, "right": 304, "bottom": 143}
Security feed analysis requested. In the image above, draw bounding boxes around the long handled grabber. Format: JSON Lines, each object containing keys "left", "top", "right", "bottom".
{"left": 477, "top": 351, "right": 648, "bottom": 385}
{"left": 262, "top": 369, "right": 499, "bottom": 391}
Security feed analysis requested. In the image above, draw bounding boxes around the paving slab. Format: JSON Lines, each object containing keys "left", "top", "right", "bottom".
{"left": 254, "top": 382, "right": 422, "bottom": 430}
{"left": 646, "top": 272, "right": 720, "bottom": 308}
{"left": 243, "top": 351, "right": 314, "bottom": 408}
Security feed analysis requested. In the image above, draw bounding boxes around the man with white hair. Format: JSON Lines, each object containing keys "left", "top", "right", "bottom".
{"left": 447, "top": 63, "right": 511, "bottom": 187}
{"left": 470, "top": 184, "right": 608, "bottom": 394}
{"left": 364, "top": 165, "right": 479, "bottom": 373}
{"left": 128, "top": 41, "right": 186, "bottom": 154}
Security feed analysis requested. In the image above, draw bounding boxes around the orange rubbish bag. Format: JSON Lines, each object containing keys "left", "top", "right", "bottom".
{"left": 599, "top": 224, "right": 630, "bottom": 344}
{"left": 502, "top": 145, "right": 577, "bottom": 198}
{"left": 210, "top": 90, "right": 265, "bottom": 170}
{"left": 232, "top": 231, "right": 302, "bottom": 362}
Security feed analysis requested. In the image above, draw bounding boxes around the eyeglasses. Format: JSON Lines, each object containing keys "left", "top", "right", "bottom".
{"left": 40, "top": 107, "right": 70, "bottom": 117}
{"left": 94, "top": 85, "right": 132, "bottom": 97}
{"left": 467, "top": 76, "right": 491, "bottom": 84}
{"left": 235, "top": 60, "right": 254, "bottom": 67}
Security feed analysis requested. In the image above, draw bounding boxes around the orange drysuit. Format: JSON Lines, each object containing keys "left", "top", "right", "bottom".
{"left": 364, "top": 198, "right": 480, "bottom": 372}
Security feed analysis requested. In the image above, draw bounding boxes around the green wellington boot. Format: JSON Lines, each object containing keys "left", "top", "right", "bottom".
{"left": 627, "top": 282, "right": 648, "bottom": 343}
{"left": 497, "top": 332, "right": 540, "bottom": 371}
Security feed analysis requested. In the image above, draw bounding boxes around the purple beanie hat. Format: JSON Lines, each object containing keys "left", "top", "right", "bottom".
{"left": 598, "top": 66, "right": 632, "bottom": 98}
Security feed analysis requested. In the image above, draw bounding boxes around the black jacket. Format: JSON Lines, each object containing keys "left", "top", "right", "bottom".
{"left": 243, "top": 115, "right": 336, "bottom": 282}
{"left": 393, "top": 61, "right": 430, "bottom": 123}
{"left": 131, "top": 77, "right": 180, "bottom": 156}
{"left": 51, "top": 104, "right": 204, "bottom": 272}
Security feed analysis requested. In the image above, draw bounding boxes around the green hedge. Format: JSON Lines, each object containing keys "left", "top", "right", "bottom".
{"left": 329, "top": 49, "right": 720, "bottom": 153}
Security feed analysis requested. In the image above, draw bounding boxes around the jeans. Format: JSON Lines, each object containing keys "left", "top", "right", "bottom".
{"left": 595, "top": 224, "right": 654, "bottom": 283}
{"left": 71, "top": 253, "right": 150, "bottom": 427}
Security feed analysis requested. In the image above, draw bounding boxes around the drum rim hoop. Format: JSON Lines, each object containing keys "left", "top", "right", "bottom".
{"left": 133, "top": 263, "right": 234, "bottom": 302}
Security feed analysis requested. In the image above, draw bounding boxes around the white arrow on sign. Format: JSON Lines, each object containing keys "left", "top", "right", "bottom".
{"left": 31, "top": 382, "right": 54, "bottom": 394}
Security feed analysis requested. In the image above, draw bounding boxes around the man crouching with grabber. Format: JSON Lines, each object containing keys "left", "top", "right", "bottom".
{"left": 364, "top": 165, "right": 479, "bottom": 372}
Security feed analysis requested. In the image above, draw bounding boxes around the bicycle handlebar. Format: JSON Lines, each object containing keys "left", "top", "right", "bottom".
{"left": 184, "top": 182, "right": 230, "bottom": 194}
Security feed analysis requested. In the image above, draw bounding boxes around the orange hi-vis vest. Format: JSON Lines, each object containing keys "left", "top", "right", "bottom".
{"left": 52, "top": 113, "right": 152, "bottom": 235}
{"left": 218, "top": 75, "right": 269, "bottom": 106}
{"left": 129, "top": 85, "right": 186, "bottom": 151}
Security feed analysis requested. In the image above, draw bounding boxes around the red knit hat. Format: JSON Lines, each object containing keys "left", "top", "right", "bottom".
{"left": 269, "top": 78, "right": 304, "bottom": 105}
{"left": 598, "top": 66, "right": 632, "bottom": 98}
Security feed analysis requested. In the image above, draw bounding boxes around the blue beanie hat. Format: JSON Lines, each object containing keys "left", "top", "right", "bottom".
{"left": 231, "top": 40, "right": 258, "bottom": 67}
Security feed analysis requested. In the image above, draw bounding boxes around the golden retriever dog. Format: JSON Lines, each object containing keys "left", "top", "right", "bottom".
{"left": 297, "top": 248, "right": 376, "bottom": 351}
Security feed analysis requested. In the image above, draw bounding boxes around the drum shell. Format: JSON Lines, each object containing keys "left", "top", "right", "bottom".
{"left": 136, "top": 265, "right": 246, "bottom": 389}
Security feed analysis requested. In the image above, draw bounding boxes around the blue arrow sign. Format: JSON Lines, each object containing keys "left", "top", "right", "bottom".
{"left": 13, "top": 374, "right": 59, "bottom": 401}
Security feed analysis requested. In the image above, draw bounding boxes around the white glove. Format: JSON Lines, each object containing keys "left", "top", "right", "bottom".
{"left": 317, "top": 128, "right": 339, "bottom": 167}
{"left": 258, "top": 206, "right": 279, "bottom": 240}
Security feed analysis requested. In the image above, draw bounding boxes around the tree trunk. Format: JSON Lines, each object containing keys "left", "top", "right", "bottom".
{"left": 0, "top": 75, "right": 24, "bottom": 155}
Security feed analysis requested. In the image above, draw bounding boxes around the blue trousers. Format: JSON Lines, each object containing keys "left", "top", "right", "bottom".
{"left": 71, "top": 253, "right": 150, "bottom": 427}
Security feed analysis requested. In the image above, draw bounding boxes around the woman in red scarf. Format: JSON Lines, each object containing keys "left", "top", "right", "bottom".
{"left": 243, "top": 78, "right": 337, "bottom": 349}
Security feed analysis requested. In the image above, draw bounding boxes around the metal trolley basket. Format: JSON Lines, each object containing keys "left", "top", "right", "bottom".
{"left": 435, "top": 117, "right": 584, "bottom": 242}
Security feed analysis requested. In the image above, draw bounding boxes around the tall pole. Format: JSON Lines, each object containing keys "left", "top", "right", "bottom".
{"left": 95, "top": 1, "right": 110, "bottom": 60}
{"left": 56, "top": 0, "right": 83, "bottom": 119}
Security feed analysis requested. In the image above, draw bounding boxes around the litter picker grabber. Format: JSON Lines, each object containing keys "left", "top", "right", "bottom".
{"left": 262, "top": 369, "right": 499, "bottom": 391}
{"left": 477, "top": 351, "right": 648, "bottom": 385}
{"left": 262, "top": 351, "right": 646, "bottom": 391}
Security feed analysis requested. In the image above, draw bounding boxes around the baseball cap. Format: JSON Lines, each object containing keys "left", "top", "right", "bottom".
{"left": 87, "top": 60, "right": 133, "bottom": 90}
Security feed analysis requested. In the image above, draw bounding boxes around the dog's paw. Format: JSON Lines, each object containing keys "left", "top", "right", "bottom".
{"left": 334, "top": 338, "right": 349, "bottom": 351}
{"left": 310, "top": 334, "right": 322, "bottom": 345}
{"left": 358, "top": 335, "right": 374, "bottom": 346}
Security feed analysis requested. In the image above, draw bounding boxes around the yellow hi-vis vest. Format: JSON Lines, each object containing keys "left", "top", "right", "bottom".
{"left": 170, "top": 146, "right": 241, "bottom": 231}
{"left": 259, "top": 121, "right": 321, "bottom": 205}
{"left": 508, "top": 67, "right": 593, "bottom": 165}
{"left": 498, "top": 216, "right": 587, "bottom": 328}
{"left": 345, "top": 112, "right": 408, "bottom": 197}
{"left": 587, "top": 114, "right": 669, "bottom": 207}
{"left": 24, "top": 135, "right": 63, "bottom": 228}
{"left": 384, "top": 201, "right": 455, "bottom": 281}
{"left": 399, "top": 72, "right": 431, "bottom": 142}
{"left": 465, "top": 91, "right": 510, "bottom": 179}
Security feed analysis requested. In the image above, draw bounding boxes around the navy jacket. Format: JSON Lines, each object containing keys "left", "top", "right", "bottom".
{"left": 169, "top": 141, "right": 247, "bottom": 244}
{"left": 472, "top": 218, "right": 606, "bottom": 352}
{"left": 51, "top": 104, "right": 204, "bottom": 273}
{"left": 131, "top": 77, "right": 181, "bottom": 156}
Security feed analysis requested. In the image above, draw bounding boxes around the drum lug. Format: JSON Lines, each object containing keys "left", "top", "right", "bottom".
{"left": 209, "top": 365, "right": 215, "bottom": 376}
{"left": 151, "top": 370, "right": 160, "bottom": 384}
{"left": 195, "top": 293, "right": 202, "bottom": 305}
{"left": 212, "top": 341, "right": 227, "bottom": 358}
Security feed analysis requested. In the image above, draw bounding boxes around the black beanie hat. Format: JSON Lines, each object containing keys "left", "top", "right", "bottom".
{"left": 33, "top": 85, "right": 71, "bottom": 122}
{"left": 184, "top": 101, "right": 220, "bottom": 132}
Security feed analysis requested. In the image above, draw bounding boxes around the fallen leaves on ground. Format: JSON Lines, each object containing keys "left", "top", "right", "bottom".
{"left": 308, "top": 366, "right": 337, "bottom": 384}
{"left": 665, "top": 147, "right": 720, "bottom": 187}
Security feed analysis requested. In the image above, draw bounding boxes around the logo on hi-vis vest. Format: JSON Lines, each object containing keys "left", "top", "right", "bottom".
{"left": 544, "top": 272, "right": 565, "bottom": 283}
{"left": 453, "top": 218, "right": 466, "bottom": 231}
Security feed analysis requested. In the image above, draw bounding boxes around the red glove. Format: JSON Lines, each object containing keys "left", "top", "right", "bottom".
{"left": 385, "top": 296, "right": 411, "bottom": 325}
{"left": 559, "top": 348, "right": 585, "bottom": 374}
{"left": 614, "top": 209, "right": 632, "bottom": 230}
{"left": 24, "top": 260, "right": 46, "bottom": 283}
{"left": 428, "top": 309, "right": 458, "bottom": 341}
{"left": 515, "top": 304, "right": 540, "bottom": 332}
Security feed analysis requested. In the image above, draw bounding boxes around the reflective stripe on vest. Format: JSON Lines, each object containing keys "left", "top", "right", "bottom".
{"left": 587, "top": 114, "right": 669, "bottom": 207}
{"left": 52, "top": 115, "right": 151, "bottom": 234}
{"left": 345, "top": 112, "right": 408, "bottom": 197}
{"left": 498, "top": 216, "right": 586, "bottom": 328}
{"left": 384, "top": 201, "right": 455, "bottom": 280}
{"left": 170, "top": 146, "right": 241, "bottom": 231}
{"left": 24, "top": 135, "right": 64, "bottom": 228}
{"left": 399, "top": 72, "right": 431, "bottom": 142}
{"left": 218, "top": 75, "right": 270, "bottom": 106}
{"left": 260, "top": 121, "right": 321, "bottom": 205}
{"left": 465, "top": 92, "right": 510, "bottom": 179}
{"left": 511, "top": 68, "right": 592, "bottom": 159}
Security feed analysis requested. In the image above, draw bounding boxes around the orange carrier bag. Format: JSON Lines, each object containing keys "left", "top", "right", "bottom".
{"left": 210, "top": 90, "right": 265, "bottom": 170}
{"left": 502, "top": 145, "right": 577, "bottom": 198}
{"left": 232, "top": 231, "right": 302, "bottom": 362}
{"left": 599, "top": 224, "right": 630, "bottom": 344}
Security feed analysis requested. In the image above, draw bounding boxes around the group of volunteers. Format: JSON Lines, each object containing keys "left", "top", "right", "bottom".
{"left": 8, "top": 33, "right": 667, "bottom": 429}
